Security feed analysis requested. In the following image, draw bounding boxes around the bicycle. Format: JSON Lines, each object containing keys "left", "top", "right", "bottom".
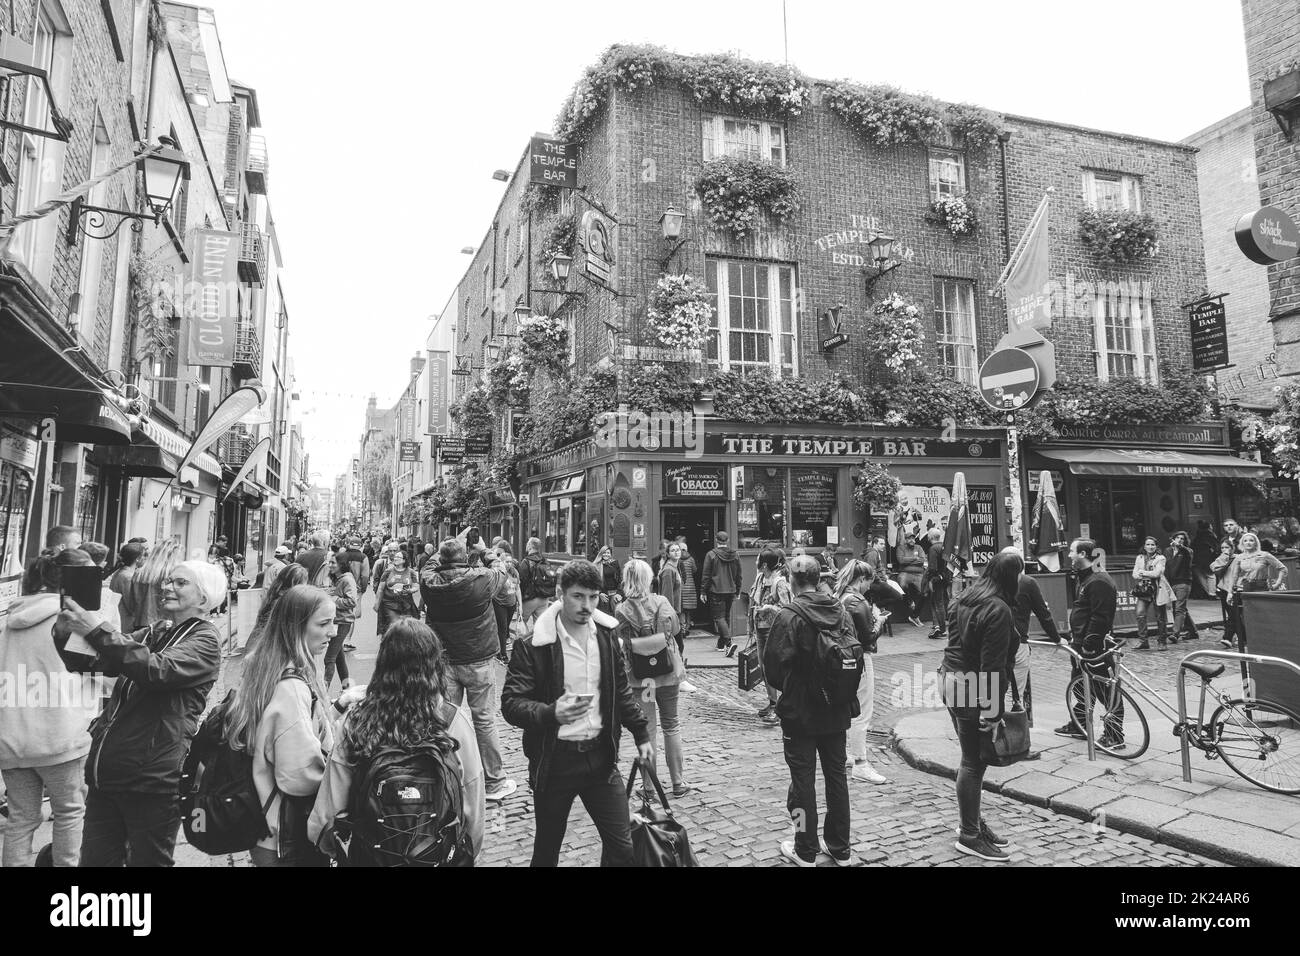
{"left": 1064, "top": 638, "right": 1300, "bottom": 795}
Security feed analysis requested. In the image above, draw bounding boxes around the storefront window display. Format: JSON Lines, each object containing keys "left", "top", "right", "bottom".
{"left": 0, "top": 461, "right": 34, "bottom": 577}
{"left": 1078, "top": 477, "right": 1146, "bottom": 555}
{"left": 739, "top": 466, "right": 786, "bottom": 548}
{"left": 737, "top": 466, "right": 839, "bottom": 550}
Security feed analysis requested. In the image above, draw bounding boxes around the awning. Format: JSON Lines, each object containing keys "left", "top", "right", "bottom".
{"left": 139, "top": 419, "right": 222, "bottom": 477}
{"left": 1036, "top": 447, "right": 1273, "bottom": 479}
{"left": 0, "top": 274, "right": 132, "bottom": 445}
{"left": 91, "top": 419, "right": 222, "bottom": 479}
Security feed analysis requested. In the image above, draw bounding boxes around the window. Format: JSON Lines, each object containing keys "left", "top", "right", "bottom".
{"left": 168, "top": 125, "right": 187, "bottom": 238}
{"left": 157, "top": 317, "right": 182, "bottom": 412}
{"left": 789, "top": 468, "right": 838, "bottom": 549}
{"left": 13, "top": 5, "right": 69, "bottom": 280}
{"left": 0, "top": 456, "right": 35, "bottom": 578}
{"left": 928, "top": 149, "right": 966, "bottom": 201}
{"left": 702, "top": 116, "right": 786, "bottom": 165}
{"left": 75, "top": 113, "right": 112, "bottom": 343}
{"left": 738, "top": 466, "right": 839, "bottom": 550}
{"left": 1078, "top": 478, "right": 1146, "bottom": 556}
{"left": 933, "top": 278, "right": 978, "bottom": 384}
{"left": 704, "top": 258, "right": 797, "bottom": 376}
{"left": 545, "top": 496, "right": 571, "bottom": 554}
{"left": 482, "top": 264, "right": 490, "bottom": 314}
{"left": 1084, "top": 170, "right": 1141, "bottom": 212}
{"left": 1093, "top": 286, "right": 1157, "bottom": 382}
{"left": 739, "top": 466, "right": 786, "bottom": 549}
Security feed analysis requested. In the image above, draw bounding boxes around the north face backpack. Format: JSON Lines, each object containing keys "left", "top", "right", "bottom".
{"left": 788, "top": 603, "right": 864, "bottom": 711}
{"left": 335, "top": 706, "right": 474, "bottom": 867}
{"left": 179, "top": 691, "right": 272, "bottom": 855}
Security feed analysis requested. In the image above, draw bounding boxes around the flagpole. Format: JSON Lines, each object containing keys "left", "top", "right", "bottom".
{"left": 1008, "top": 417, "right": 1025, "bottom": 555}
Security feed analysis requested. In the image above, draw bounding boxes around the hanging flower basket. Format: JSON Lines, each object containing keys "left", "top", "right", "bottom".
{"left": 1077, "top": 209, "right": 1159, "bottom": 264}
{"left": 486, "top": 349, "right": 531, "bottom": 408}
{"left": 519, "top": 312, "right": 570, "bottom": 377}
{"left": 928, "top": 194, "right": 978, "bottom": 237}
{"left": 646, "top": 273, "right": 714, "bottom": 352}
{"left": 694, "top": 156, "right": 799, "bottom": 239}
{"left": 853, "top": 459, "right": 902, "bottom": 512}
{"left": 867, "top": 294, "right": 925, "bottom": 373}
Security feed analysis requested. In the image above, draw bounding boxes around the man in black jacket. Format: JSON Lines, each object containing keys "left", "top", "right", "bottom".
{"left": 501, "top": 559, "right": 652, "bottom": 867}
{"left": 1055, "top": 539, "right": 1122, "bottom": 746}
{"left": 1003, "top": 547, "right": 1063, "bottom": 731}
{"left": 701, "top": 531, "right": 743, "bottom": 654}
{"left": 764, "top": 555, "right": 858, "bottom": 867}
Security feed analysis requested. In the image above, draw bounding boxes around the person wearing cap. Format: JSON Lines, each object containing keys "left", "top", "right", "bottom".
{"left": 264, "top": 545, "right": 292, "bottom": 592}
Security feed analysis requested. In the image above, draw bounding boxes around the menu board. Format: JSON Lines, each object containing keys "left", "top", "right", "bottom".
{"left": 792, "top": 469, "right": 836, "bottom": 519}
{"left": 969, "top": 485, "right": 997, "bottom": 566}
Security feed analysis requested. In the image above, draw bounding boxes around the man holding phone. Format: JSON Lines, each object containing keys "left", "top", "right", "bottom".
{"left": 502, "top": 559, "right": 652, "bottom": 867}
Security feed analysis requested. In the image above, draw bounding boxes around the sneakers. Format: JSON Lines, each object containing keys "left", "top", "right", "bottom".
{"left": 927, "top": 629, "right": 944, "bottom": 640}
{"left": 1053, "top": 724, "right": 1087, "bottom": 740}
{"left": 760, "top": 707, "right": 781, "bottom": 725}
{"left": 828, "top": 850, "right": 860, "bottom": 867}
{"left": 851, "top": 762, "right": 887, "bottom": 784}
{"left": 1098, "top": 735, "right": 1127, "bottom": 752}
{"left": 679, "top": 680, "right": 697, "bottom": 693}
{"left": 485, "top": 779, "right": 518, "bottom": 802}
{"left": 780, "top": 839, "right": 818, "bottom": 868}
{"left": 1219, "top": 638, "right": 1235, "bottom": 648}
{"left": 979, "top": 820, "right": 1010, "bottom": 848}
{"left": 908, "top": 616, "right": 923, "bottom": 628}
{"left": 671, "top": 783, "right": 697, "bottom": 798}
{"left": 1136, "top": 642, "right": 1150, "bottom": 650}
{"left": 724, "top": 642, "right": 738, "bottom": 658}
{"left": 955, "top": 833, "right": 1011, "bottom": 862}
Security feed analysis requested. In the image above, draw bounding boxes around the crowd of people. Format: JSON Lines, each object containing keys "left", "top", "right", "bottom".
{"left": 0, "top": 511, "right": 1288, "bottom": 868}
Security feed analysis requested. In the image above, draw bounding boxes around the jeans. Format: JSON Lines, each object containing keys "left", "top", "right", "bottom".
{"left": 1012, "top": 643, "right": 1032, "bottom": 726}
{"left": 1134, "top": 597, "right": 1168, "bottom": 643}
{"left": 445, "top": 659, "right": 507, "bottom": 788}
{"left": 637, "top": 682, "right": 684, "bottom": 787}
{"left": 1, "top": 758, "right": 87, "bottom": 867}
{"left": 1170, "top": 583, "right": 1198, "bottom": 640}
{"left": 1219, "top": 592, "right": 1239, "bottom": 644}
{"left": 897, "top": 573, "right": 923, "bottom": 618}
{"left": 493, "top": 602, "right": 514, "bottom": 658}
{"left": 79, "top": 788, "right": 181, "bottom": 867}
{"left": 949, "top": 711, "right": 987, "bottom": 838}
{"left": 530, "top": 745, "right": 633, "bottom": 867}
{"left": 783, "top": 729, "right": 850, "bottom": 860}
{"left": 709, "top": 593, "right": 735, "bottom": 644}
{"left": 754, "top": 627, "right": 780, "bottom": 705}
{"left": 848, "top": 655, "right": 876, "bottom": 761}
{"left": 1069, "top": 654, "right": 1125, "bottom": 741}
{"left": 324, "top": 619, "right": 352, "bottom": 687}
{"left": 928, "top": 582, "right": 951, "bottom": 634}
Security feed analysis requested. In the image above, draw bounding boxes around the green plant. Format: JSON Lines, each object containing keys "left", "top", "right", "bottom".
{"left": 1264, "top": 383, "right": 1300, "bottom": 477}
{"left": 129, "top": 253, "right": 176, "bottom": 365}
{"left": 1077, "top": 208, "right": 1159, "bottom": 264}
{"left": 823, "top": 81, "right": 945, "bottom": 147}
{"left": 486, "top": 348, "right": 529, "bottom": 408}
{"left": 646, "top": 273, "right": 714, "bottom": 350}
{"left": 867, "top": 294, "right": 925, "bottom": 373}
{"left": 928, "top": 193, "right": 978, "bottom": 237}
{"left": 536, "top": 212, "right": 577, "bottom": 278}
{"left": 853, "top": 460, "right": 903, "bottom": 512}
{"left": 942, "top": 102, "right": 1004, "bottom": 149}
{"left": 694, "top": 155, "right": 799, "bottom": 238}
{"left": 518, "top": 312, "right": 570, "bottom": 378}
{"left": 450, "top": 383, "right": 494, "bottom": 437}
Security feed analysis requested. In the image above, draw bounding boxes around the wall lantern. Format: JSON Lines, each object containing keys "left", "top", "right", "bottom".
{"left": 863, "top": 232, "right": 902, "bottom": 295}
{"left": 549, "top": 252, "right": 573, "bottom": 282}
{"left": 66, "top": 136, "right": 190, "bottom": 242}
{"left": 660, "top": 206, "right": 684, "bottom": 240}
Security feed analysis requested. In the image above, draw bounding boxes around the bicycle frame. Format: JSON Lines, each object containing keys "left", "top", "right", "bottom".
{"left": 1027, "top": 640, "right": 1096, "bottom": 761}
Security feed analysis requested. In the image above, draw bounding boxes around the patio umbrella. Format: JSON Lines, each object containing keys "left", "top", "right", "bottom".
{"left": 1030, "top": 470, "right": 1067, "bottom": 571}
{"left": 942, "top": 471, "right": 972, "bottom": 575}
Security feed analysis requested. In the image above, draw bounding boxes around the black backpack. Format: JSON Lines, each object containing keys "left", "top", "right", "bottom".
{"left": 179, "top": 690, "right": 273, "bottom": 855}
{"left": 788, "top": 603, "right": 864, "bottom": 711}
{"left": 334, "top": 704, "right": 474, "bottom": 867}
{"left": 530, "top": 558, "right": 558, "bottom": 601}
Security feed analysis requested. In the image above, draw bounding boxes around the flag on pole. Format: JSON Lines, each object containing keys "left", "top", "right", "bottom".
{"left": 942, "top": 471, "right": 972, "bottom": 571}
{"left": 223, "top": 436, "right": 271, "bottom": 503}
{"left": 156, "top": 383, "right": 267, "bottom": 506}
{"left": 997, "top": 191, "right": 1053, "bottom": 334}
{"left": 1029, "top": 470, "right": 1067, "bottom": 572}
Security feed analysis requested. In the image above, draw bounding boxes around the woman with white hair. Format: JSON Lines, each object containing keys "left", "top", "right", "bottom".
{"left": 55, "top": 559, "right": 226, "bottom": 866}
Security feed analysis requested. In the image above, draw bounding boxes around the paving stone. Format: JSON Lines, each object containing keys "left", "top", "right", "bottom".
{"left": 1001, "top": 772, "right": 1087, "bottom": 806}
{"left": 1048, "top": 784, "right": 1126, "bottom": 821}
{"left": 1158, "top": 815, "right": 1300, "bottom": 867}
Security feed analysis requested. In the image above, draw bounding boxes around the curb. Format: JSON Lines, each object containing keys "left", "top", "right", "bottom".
{"left": 891, "top": 729, "right": 1296, "bottom": 867}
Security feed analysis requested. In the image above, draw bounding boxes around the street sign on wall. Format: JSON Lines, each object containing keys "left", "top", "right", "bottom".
{"left": 529, "top": 136, "right": 578, "bottom": 189}
{"left": 427, "top": 350, "right": 449, "bottom": 434}
{"left": 398, "top": 440, "right": 421, "bottom": 462}
{"left": 978, "top": 347, "right": 1040, "bottom": 411}
{"left": 1189, "top": 299, "right": 1230, "bottom": 371}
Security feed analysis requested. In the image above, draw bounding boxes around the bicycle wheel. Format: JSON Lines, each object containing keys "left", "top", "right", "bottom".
{"left": 1209, "top": 698, "right": 1300, "bottom": 795}
{"left": 1066, "top": 675, "right": 1150, "bottom": 759}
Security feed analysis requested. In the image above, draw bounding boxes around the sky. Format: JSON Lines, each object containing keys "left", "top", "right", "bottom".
{"left": 197, "top": 0, "right": 1252, "bottom": 483}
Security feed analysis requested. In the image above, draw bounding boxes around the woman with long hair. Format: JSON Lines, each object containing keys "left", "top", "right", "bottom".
{"left": 375, "top": 546, "right": 420, "bottom": 636}
{"left": 657, "top": 542, "right": 685, "bottom": 652}
{"left": 223, "top": 585, "right": 339, "bottom": 867}
{"left": 939, "top": 550, "right": 1022, "bottom": 863}
{"left": 748, "top": 547, "right": 791, "bottom": 725}
{"left": 245, "top": 564, "right": 309, "bottom": 660}
{"left": 834, "top": 560, "right": 887, "bottom": 784}
{"left": 592, "top": 544, "right": 622, "bottom": 615}
{"left": 308, "top": 618, "right": 485, "bottom": 862}
{"left": 122, "top": 538, "right": 180, "bottom": 631}
{"left": 615, "top": 560, "right": 690, "bottom": 796}
{"left": 326, "top": 552, "right": 358, "bottom": 690}
{"left": 1221, "top": 531, "right": 1288, "bottom": 649}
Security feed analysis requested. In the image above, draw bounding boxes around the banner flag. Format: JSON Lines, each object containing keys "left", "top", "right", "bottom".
{"left": 223, "top": 436, "right": 271, "bottom": 502}
{"left": 999, "top": 192, "right": 1053, "bottom": 334}
{"left": 156, "top": 383, "right": 267, "bottom": 505}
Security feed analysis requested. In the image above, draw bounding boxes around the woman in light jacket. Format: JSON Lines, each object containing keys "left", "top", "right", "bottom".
{"left": 326, "top": 552, "right": 358, "bottom": 690}
{"left": 223, "top": 585, "right": 341, "bottom": 867}
{"left": 1132, "top": 536, "right": 1169, "bottom": 650}
{"left": 615, "top": 559, "right": 690, "bottom": 796}
{"left": 835, "top": 559, "right": 887, "bottom": 785}
{"left": 308, "top": 618, "right": 483, "bottom": 862}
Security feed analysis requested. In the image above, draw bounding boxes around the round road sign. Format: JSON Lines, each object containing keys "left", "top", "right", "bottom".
{"left": 978, "top": 347, "right": 1040, "bottom": 411}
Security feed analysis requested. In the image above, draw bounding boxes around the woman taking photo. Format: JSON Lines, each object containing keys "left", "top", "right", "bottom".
{"left": 122, "top": 539, "right": 180, "bottom": 632}
{"left": 1221, "top": 532, "right": 1288, "bottom": 649}
{"left": 616, "top": 560, "right": 690, "bottom": 796}
{"left": 939, "top": 550, "right": 1022, "bottom": 863}
{"left": 748, "top": 547, "right": 791, "bottom": 726}
{"left": 326, "top": 552, "right": 359, "bottom": 690}
{"left": 834, "top": 560, "right": 887, "bottom": 784}
{"left": 308, "top": 619, "right": 484, "bottom": 864}
{"left": 224, "top": 585, "right": 349, "bottom": 867}
{"left": 593, "top": 544, "right": 623, "bottom": 615}
{"left": 1131, "top": 536, "right": 1169, "bottom": 651}
{"left": 375, "top": 546, "right": 421, "bottom": 636}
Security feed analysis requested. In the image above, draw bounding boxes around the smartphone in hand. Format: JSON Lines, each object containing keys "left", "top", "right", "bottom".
{"left": 60, "top": 565, "right": 103, "bottom": 612}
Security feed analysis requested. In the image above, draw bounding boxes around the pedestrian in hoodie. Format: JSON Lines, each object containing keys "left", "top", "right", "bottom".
{"left": 420, "top": 536, "right": 517, "bottom": 802}
{"left": 54, "top": 560, "right": 227, "bottom": 867}
{"left": 765, "top": 555, "right": 859, "bottom": 867}
{"left": 518, "top": 538, "right": 557, "bottom": 633}
{"left": 0, "top": 551, "right": 104, "bottom": 867}
{"left": 701, "top": 531, "right": 743, "bottom": 655}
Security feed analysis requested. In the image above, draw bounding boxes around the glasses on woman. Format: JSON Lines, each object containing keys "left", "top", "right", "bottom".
{"left": 161, "top": 577, "right": 191, "bottom": 589}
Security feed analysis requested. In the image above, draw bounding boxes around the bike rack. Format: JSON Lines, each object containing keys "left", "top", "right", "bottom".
{"left": 1028, "top": 640, "right": 1096, "bottom": 762}
{"left": 1176, "top": 650, "right": 1300, "bottom": 783}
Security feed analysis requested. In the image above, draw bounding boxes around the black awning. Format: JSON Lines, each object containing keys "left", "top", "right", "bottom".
{"left": 1035, "top": 447, "right": 1273, "bottom": 479}
{"left": 91, "top": 440, "right": 180, "bottom": 479}
{"left": 0, "top": 275, "right": 132, "bottom": 445}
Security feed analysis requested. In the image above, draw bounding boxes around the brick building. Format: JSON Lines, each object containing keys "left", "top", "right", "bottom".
{"left": 1184, "top": 108, "right": 1275, "bottom": 410}
{"left": 429, "top": 48, "right": 1264, "bottom": 631}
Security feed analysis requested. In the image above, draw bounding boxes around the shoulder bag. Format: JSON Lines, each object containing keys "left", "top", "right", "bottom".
{"left": 624, "top": 600, "right": 676, "bottom": 682}
{"left": 625, "top": 758, "right": 698, "bottom": 867}
{"left": 1132, "top": 556, "right": 1157, "bottom": 600}
{"left": 979, "top": 671, "right": 1030, "bottom": 767}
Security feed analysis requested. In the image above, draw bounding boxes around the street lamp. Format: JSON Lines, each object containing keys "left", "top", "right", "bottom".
{"left": 863, "top": 233, "right": 902, "bottom": 295}
{"left": 486, "top": 342, "right": 502, "bottom": 363}
{"left": 67, "top": 136, "right": 190, "bottom": 242}
{"left": 659, "top": 207, "right": 684, "bottom": 239}
{"left": 549, "top": 252, "right": 573, "bottom": 283}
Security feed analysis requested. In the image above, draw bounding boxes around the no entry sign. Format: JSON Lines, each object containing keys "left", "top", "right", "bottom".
{"left": 979, "top": 347, "right": 1040, "bottom": 411}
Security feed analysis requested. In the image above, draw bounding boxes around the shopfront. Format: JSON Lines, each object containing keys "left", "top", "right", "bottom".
{"left": 524, "top": 422, "right": 1009, "bottom": 635}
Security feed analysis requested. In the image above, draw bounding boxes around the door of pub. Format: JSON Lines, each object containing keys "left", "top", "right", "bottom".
{"left": 661, "top": 505, "right": 724, "bottom": 574}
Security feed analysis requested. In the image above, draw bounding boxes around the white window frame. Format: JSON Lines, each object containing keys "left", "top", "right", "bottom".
{"left": 1093, "top": 285, "right": 1157, "bottom": 383}
{"left": 74, "top": 112, "right": 112, "bottom": 344}
{"left": 1084, "top": 169, "right": 1142, "bottom": 212}
{"left": 933, "top": 278, "right": 978, "bottom": 384}
{"left": 705, "top": 258, "right": 798, "bottom": 377}
{"left": 702, "top": 115, "right": 787, "bottom": 165}
{"left": 928, "top": 149, "right": 966, "bottom": 202}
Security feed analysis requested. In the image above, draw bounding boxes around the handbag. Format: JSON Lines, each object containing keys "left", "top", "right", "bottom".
{"left": 1132, "top": 556, "right": 1157, "bottom": 600}
{"left": 738, "top": 635, "right": 762, "bottom": 691}
{"left": 979, "top": 672, "right": 1030, "bottom": 767}
{"left": 625, "top": 759, "right": 698, "bottom": 867}
{"left": 1156, "top": 576, "right": 1175, "bottom": 607}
